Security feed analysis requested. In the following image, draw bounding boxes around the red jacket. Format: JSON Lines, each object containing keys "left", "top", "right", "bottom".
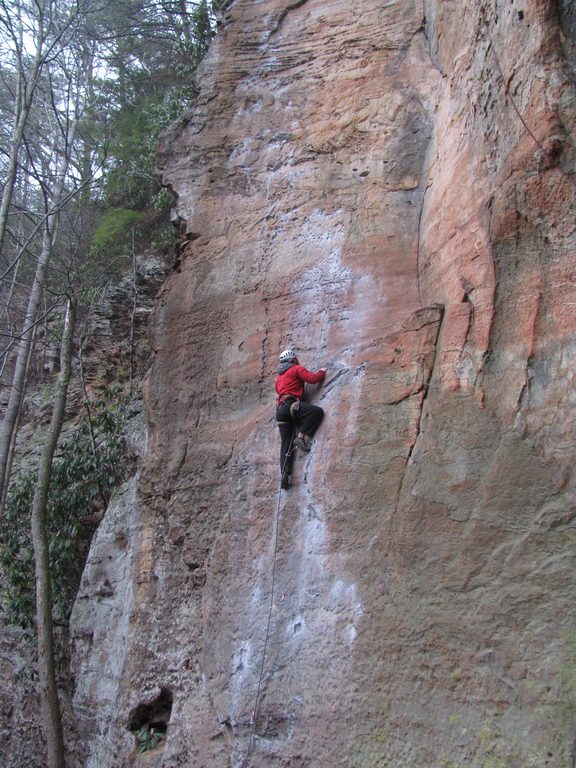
{"left": 275, "top": 364, "right": 325, "bottom": 405}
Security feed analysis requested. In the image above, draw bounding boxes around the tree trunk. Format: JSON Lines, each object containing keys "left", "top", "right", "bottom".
{"left": 0, "top": 223, "right": 54, "bottom": 508}
{"left": 31, "top": 297, "right": 76, "bottom": 768}
{"left": 178, "top": 0, "right": 193, "bottom": 45}
{"left": 0, "top": 16, "right": 44, "bottom": 255}
{"left": 0, "top": 338, "right": 33, "bottom": 512}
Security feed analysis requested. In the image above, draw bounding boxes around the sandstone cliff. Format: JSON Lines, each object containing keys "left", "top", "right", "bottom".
{"left": 71, "top": 1, "right": 576, "bottom": 766}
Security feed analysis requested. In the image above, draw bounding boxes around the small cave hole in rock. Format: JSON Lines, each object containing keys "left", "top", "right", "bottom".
{"left": 128, "top": 687, "right": 173, "bottom": 754}
{"left": 518, "top": 10, "right": 524, "bottom": 20}
{"left": 293, "top": 622, "right": 302, "bottom": 634}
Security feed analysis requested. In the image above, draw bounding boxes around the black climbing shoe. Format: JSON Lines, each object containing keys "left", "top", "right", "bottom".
{"left": 294, "top": 436, "right": 311, "bottom": 452}
{"left": 281, "top": 472, "right": 291, "bottom": 490}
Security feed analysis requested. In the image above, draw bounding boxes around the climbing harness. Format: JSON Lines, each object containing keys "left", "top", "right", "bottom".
{"left": 275, "top": 397, "right": 302, "bottom": 432}
{"left": 243, "top": 431, "right": 295, "bottom": 767}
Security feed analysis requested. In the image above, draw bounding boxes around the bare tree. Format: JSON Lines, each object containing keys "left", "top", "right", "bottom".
{"left": 0, "top": 110, "right": 80, "bottom": 509}
{"left": 0, "top": 0, "right": 45, "bottom": 254}
{"left": 0, "top": 1, "right": 97, "bottom": 508}
{"left": 0, "top": 0, "right": 88, "bottom": 254}
{"left": 30, "top": 296, "right": 75, "bottom": 768}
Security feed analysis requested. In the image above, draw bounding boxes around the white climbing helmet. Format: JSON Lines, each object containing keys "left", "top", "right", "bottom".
{"left": 279, "top": 348, "right": 296, "bottom": 363}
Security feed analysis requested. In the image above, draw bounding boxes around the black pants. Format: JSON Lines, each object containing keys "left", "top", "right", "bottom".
{"left": 276, "top": 398, "right": 324, "bottom": 476}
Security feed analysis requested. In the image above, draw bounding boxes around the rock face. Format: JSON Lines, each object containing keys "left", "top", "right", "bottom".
{"left": 71, "top": 1, "right": 576, "bottom": 766}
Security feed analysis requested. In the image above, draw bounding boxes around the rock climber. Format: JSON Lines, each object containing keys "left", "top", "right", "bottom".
{"left": 275, "top": 349, "right": 326, "bottom": 489}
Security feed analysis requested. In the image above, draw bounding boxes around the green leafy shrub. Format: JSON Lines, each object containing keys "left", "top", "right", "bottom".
{"left": 0, "top": 389, "right": 131, "bottom": 631}
{"left": 136, "top": 726, "right": 166, "bottom": 753}
{"left": 91, "top": 208, "right": 145, "bottom": 259}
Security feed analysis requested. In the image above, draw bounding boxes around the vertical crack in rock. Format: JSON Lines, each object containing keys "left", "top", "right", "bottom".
{"left": 512, "top": 287, "right": 541, "bottom": 430}
{"left": 391, "top": 304, "right": 444, "bottom": 523}
{"left": 422, "top": 0, "right": 447, "bottom": 77}
{"left": 416, "top": 176, "right": 432, "bottom": 308}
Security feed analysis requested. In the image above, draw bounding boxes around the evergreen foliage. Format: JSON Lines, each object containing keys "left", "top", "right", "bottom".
{"left": 97, "top": 0, "right": 217, "bottom": 213}
{"left": 91, "top": 208, "right": 145, "bottom": 257}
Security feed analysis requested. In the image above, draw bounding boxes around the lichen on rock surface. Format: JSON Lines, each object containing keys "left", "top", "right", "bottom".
{"left": 71, "top": 1, "right": 576, "bottom": 766}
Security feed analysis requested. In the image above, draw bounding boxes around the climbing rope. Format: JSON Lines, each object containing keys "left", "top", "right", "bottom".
{"left": 243, "top": 432, "right": 294, "bottom": 767}
{"left": 243, "top": 344, "right": 326, "bottom": 766}
{"left": 482, "top": 13, "right": 576, "bottom": 190}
